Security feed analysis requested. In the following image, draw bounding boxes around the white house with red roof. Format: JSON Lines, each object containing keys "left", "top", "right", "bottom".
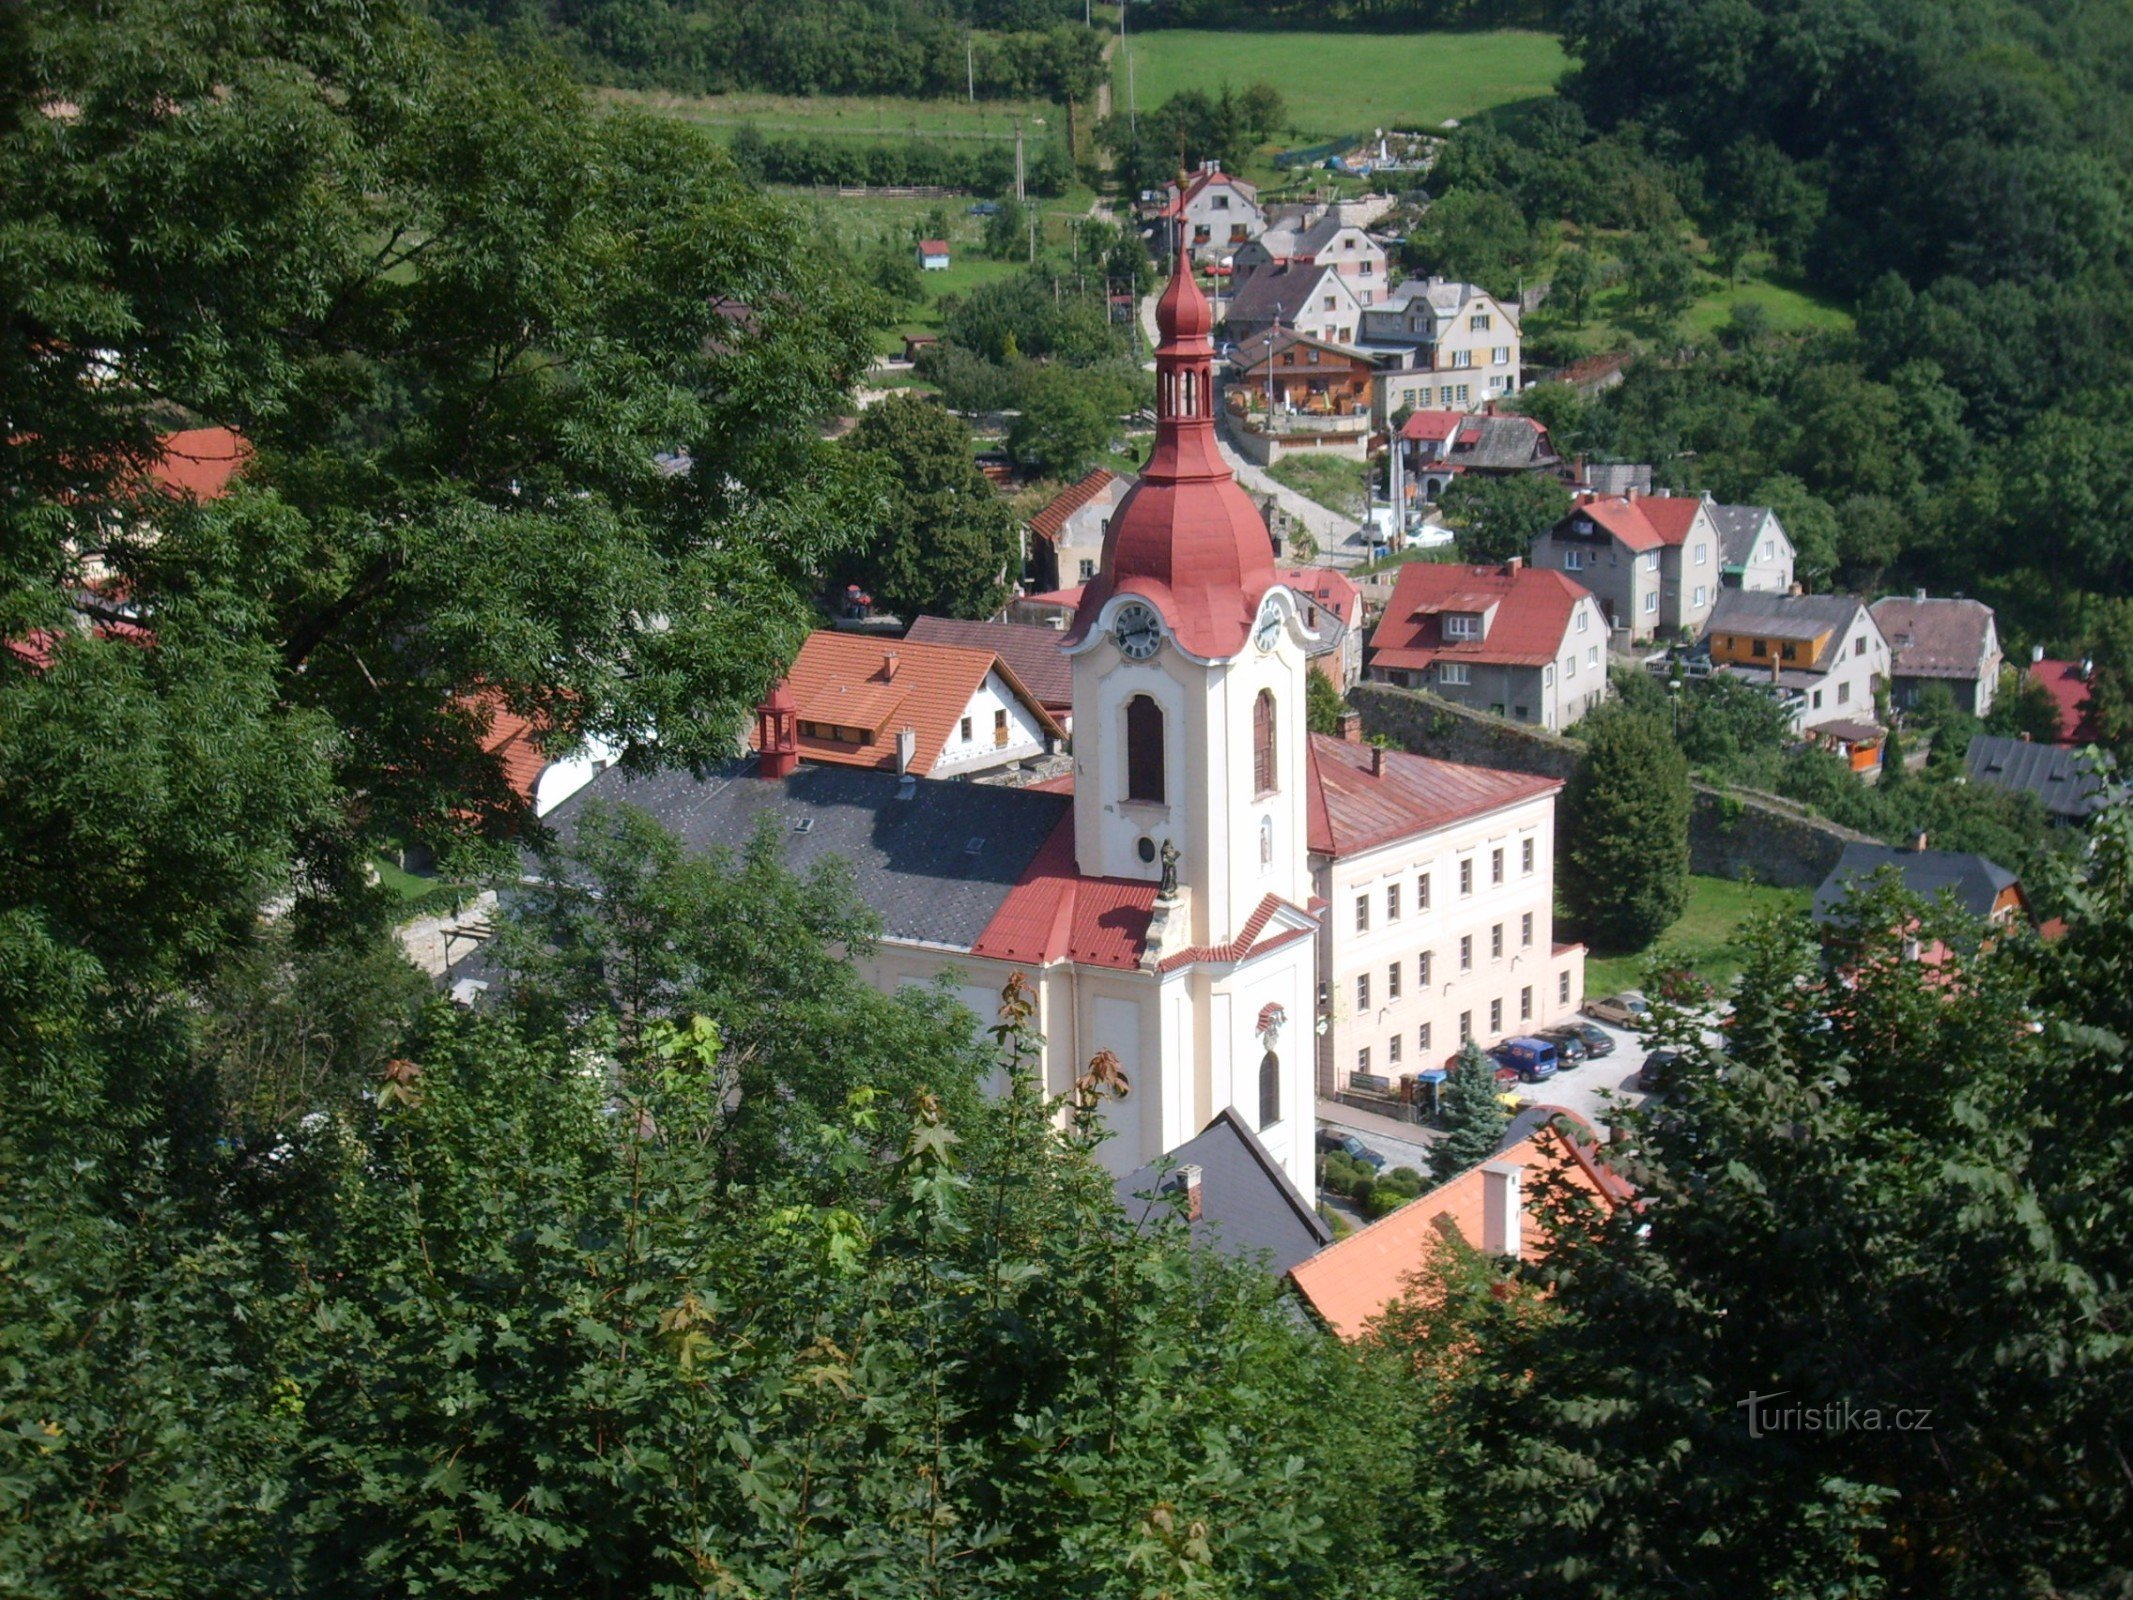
{"left": 1365, "top": 559, "right": 1611, "bottom": 732}
{"left": 1153, "top": 162, "right": 1265, "bottom": 263}
{"left": 504, "top": 261, "right": 1584, "bottom": 1201}
{"left": 1024, "top": 466, "right": 1133, "bottom": 591}
{"left": 1391, "top": 407, "right": 1563, "bottom": 498}
{"left": 1529, "top": 491, "right": 1724, "bottom": 642}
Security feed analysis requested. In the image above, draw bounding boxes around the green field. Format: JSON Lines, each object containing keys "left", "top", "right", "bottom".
{"left": 1112, "top": 29, "right": 1567, "bottom": 144}
{"left": 1581, "top": 873, "right": 1814, "bottom": 998}
{"left": 599, "top": 87, "right": 1053, "bottom": 145}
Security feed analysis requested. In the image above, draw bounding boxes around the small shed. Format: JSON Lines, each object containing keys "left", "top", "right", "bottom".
{"left": 917, "top": 239, "right": 952, "bottom": 271}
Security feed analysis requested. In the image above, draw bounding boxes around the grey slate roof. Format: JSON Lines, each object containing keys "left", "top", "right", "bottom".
{"left": 1706, "top": 503, "right": 1772, "bottom": 568}
{"left": 1224, "top": 263, "right": 1335, "bottom": 328}
{"left": 1812, "top": 843, "right": 2019, "bottom": 923}
{"left": 1708, "top": 587, "right": 1864, "bottom": 642}
{"left": 1451, "top": 414, "right": 1558, "bottom": 471}
{"left": 1964, "top": 735, "right": 2111, "bottom": 821}
{"left": 1115, "top": 1108, "right": 1332, "bottom": 1275}
{"left": 541, "top": 758, "right": 1068, "bottom": 950}
{"left": 1581, "top": 462, "right": 1652, "bottom": 496}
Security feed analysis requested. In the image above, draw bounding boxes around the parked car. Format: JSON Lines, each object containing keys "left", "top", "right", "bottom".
{"left": 1561, "top": 1019, "right": 1616, "bottom": 1057}
{"left": 1316, "top": 1126, "right": 1386, "bottom": 1170}
{"left": 1488, "top": 1036, "right": 1560, "bottom": 1083}
{"left": 1636, "top": 1048, "right": 1686, "bottom": 1093}
{"left": 1584, "top": 990, "right": 1650, "bottom": 1028}
{"left": 1536, "top": 1025, "right": 1590, "bottom": 1065}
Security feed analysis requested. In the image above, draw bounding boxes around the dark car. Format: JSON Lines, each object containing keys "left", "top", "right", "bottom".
{"left": 1636, "top": 1048, "right": 1687, "bottom": 1093}
{"left": 1536, "top": 1025, "right": 1591, "bottom": 1066}
{"left": 1564, "top": 1020, "right": 1617, "bottom": 1058}
{"left": 1316, "top": 1126, "right": 1387, "bottom": 1170}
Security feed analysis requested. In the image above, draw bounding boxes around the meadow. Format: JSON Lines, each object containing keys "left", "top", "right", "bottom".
{"left": 598, "top": 87, "right": 1051, "bottom": 145}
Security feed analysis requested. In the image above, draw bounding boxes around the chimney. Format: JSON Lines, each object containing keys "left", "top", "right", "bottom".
{"left": 881, "top": 651, "right": 900, "bottom": 682}
{"left": 1910, "top": 830, "right": 1930, "bottom": 853}
{"left": 1789, "top": 582, "right": 1804, "bottom": 596}
{"left": 1770, "top": 656, "right": 1782, "bottom": 684}
{"left": 2033, "top": 644, "right": 2046, "bottom": 665}
{"left": 896, "top": 726, "right": 917, "bottom": 774}
{"left": 1167, "top": 1163, "right": 1205, "bottom": 1222}
{"left": 1337, "top": 709, "right": 1363, "bottom": 743}
{"left": 1503, "top": 557, "right": 1523, "bottom": 573}
{"left": 1913, "top": 587, "right": 1927, "bottom": 603}
{"left": 1480, "top": 1162, "right": 1522, "bottom": 1257}
{"left": 1370, "top": 743, "right": 1386, "bottom": 777}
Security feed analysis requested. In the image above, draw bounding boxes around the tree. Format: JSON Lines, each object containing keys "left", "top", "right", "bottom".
{"left": 1438, "top": 473, "right": 1572, "bottom": 564}
{"left": 1983, "top": 665, "right": 2065, "bottom": 744}
{"left": 1429, "top": 1041, "right": 1511, "bottom": 1183}
{"left": 1549, "top": 246, "right": 1599, "bottom": 325}
{"left": 1008, "top": 363, "right": 1131, "bottom": 480}
{"left": 839, "top": 395, "right": 1022, "bottom": 620}
{"left": 985, "top": 191, "right": 1029, "bottom": 260}
{"left": 1561, "top": 710, "right": 1691, "bottom": 953}
{"left": 1621, "top": 226, "right": 1701, "bottom": 322}
{"left": 1307, "top": 665, "right": 1349, "bottom": 735}
{"left": 1406, "top": 188, "right": 1546, "bottom": 301}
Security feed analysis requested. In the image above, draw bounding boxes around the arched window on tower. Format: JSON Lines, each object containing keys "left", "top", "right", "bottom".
{"left": 1253, "top": 688, "right": 1277, "bottom": 797}
{"left": 1126, "top": 695, "right": 1165, "bottom": 803}
{"left": 1259, "top": 1051, "right": 1280, "bottom": 1129}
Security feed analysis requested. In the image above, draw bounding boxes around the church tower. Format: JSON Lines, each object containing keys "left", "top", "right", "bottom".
{"left": 1063, "top": 261, "right": 1312, "bottom": 950}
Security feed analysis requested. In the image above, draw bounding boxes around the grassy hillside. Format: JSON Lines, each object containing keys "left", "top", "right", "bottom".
{"left": 1111, "top": 28, "right": 1567, "bottom": 144}
{"left": 598, "top": 87, "right": 1053, "bottom": 146}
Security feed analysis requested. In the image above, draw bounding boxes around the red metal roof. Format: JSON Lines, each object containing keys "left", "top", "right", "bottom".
{"left": 1027, "top": 467, "right": 1128, "bottom": 546}
{"left": 1568, "top": 492, "right": 1704, "bottom": 553}
{"left": 918, "top": 239, "right": 950, "bottom": 254}
{"left": 1399, "top": 409, "right": 1466, "bottom": 443}
{"left": 1305, "top": 734, "right": 1559, "bottom": 858}
{"left": 970, "top": 812, "right": 1154, "bottom": 970}
{"left": 147, "top": 427, "right": 249, "bottom": 500}
{"left": 1277, "top": 564, "right": 1361, "bottom": 623}
{"left": 2030, "top": 658, "right": 2100, "bottom": 745}
{"left": 1367, "top": 561, "right": 1591, "bottom": 672}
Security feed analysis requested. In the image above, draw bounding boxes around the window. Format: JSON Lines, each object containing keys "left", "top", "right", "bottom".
{"left": 1322, "top": 295, "right": 1336, "bottom": 310}
{"left": 1559, "top": 972, "right": 1571, "bottom": 1005}
{"left": 1439, "top": 386, "right": 1455, "bottom": 405}
{"left": 1417, "top": 872, "right": 1431, "bottom": 910}
{"left": 1521, "top": 911, "right": 1534, "bottom": 947}
{"left": 994, "top": 708, "right": 1009, "bottom": 746}
{"left": 1418, "top": 950, "right": 1433, "bottom": 985}
{"left": 1695, "top": 543, "right": 1709, "bottom": 566}
{"left": 1838, "top": 680, "right": 1851, "bottom": 705}
{"left": 1443, "top": 614, "right": 1479, "bottom": 640}
{"left": 1388, "top": 1033, "right": 1403, "bottom": 1064}
{"left": 1387, "top": 882, "right": 1401, "bottom": 922}
{"left": 1544, "top": 665, "right": 1554, "bottom": 688}
{"left": 1459, "top": 935, "right": 1473, "bottom": 971}
{"left": 1491, "top": 847, "right": 1504, "bottom": 885}
{"left": 1356, "top": 973, "right": 1371, "bottom": 1011}
{"left": 1762, "top": 539, "right": 1775, "bottom": 560}
{"left": 1855, "top": 635, "right": 1868, "bottom": 657}
{"left": 1439, "top": 663, "right": 1471, "bottom": 686}
{"left": 1489, "top": 998, "right": 1503, "bottom": 1033}
{"left": 1565, "top": 654, "right": 1577, "bottom": 680}
{"left": 1491, "top": 923, "right": 1504, "bottom": 960}
{"left": 1781, "top": 643, "right": 1799, "bottom": 662}
{"left": 1456, "top": 385, "right": 1470, "bottom": 403}
{"left": 1565, "top": 549, "right": 1586, "bottom": 572}
{"left": 1078, "top": 558, "right": 1096, "bottom": 581}
{"left": 1418, "top": 1021, "right": 1433, "bottom": 1053}
{"left": 960, "top": 715, "right": 972, "bottom": 742}
{"left": 1752, "top": 638, "right": 1768, "bottom": 658}
{"left": 1522, "top": 837, "right": 1535, "bottom": 874}
{"left": 1575, "top": 607, "right": 1589, "bottom": 631}
{"left": 1125, "top": 696, "right": 1165, "bottom": 802}
{"left": 1587, "top": 646, "right": 1599, "bottom": 667}
{"left": 1259, "top": 1052, "right": 1279, "bottom": 1128}
{"left": 1492, "top": 345, "right": 1510, "bottom": 365}
{"left": 1459, "top": 859, "right": 1474, "bottom": 896}
{"left": 1647, "top": 552, "right": 1661, "bottom": 570}
{"left": 1452, "top": 349, "right": 1473, "bottom": 370}
{"left": 1356, "top": 1046, "right": 1371, "bottom": 1077}
{"left": 1812, "top": 689, "right": 1824, "bottom": 709}
{"left": 1470, "top": 312, "right": 1492, "bottom": 331}
{"left": 1361, "top": 260, "right": 1375, "bottom": 276}
{"left": 1355, "top": 894, "right": 1370, "bottom": 933}
{"left": 1252, "top": 689, "right": 1277, "bottom": 796}
{"left": 1644, "top": 592, "right": 1658, "bottom": 614}
{"left": 1306, "top": 348, "right": 1320, "bottom": 365}
{"left": 1520, "top": 985, "right": 1533, "bottom": 1021}
{"left": 1459, "top": 1010, "right": 1472, "bottom": 1043}
{"left": 1693, "top": 585, "right": 1707, "bottom": 607}
{"left": 1388, "top": 960, "right": 1403, "bottom": 1000}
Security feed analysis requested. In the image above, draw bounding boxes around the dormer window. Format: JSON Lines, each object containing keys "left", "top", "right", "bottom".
{"left": 1443, "top": 613, "right": 1482, "bottom": 640}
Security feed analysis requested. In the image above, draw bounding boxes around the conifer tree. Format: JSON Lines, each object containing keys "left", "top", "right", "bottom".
{"left": 1430, "top": 1041, "right": 1511, "bottom": 1184}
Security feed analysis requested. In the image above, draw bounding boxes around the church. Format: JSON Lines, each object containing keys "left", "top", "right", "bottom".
{"left": 525, "top": 262, "right": 1582, "bottom": 1199}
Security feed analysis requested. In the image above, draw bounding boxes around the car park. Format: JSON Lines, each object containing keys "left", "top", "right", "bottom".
{"left": 1536, "top": 1025, "right": 1590, "bottom": 1065}
{"left": 1584, "top": 990, "right": 1650, "bottom": 1029}
{"left": 1563, "top": 1019, "right": 1617, "bottom": 1057}
{"left": 1316, "top": 1126, "right": 1386, "bottom": 1170}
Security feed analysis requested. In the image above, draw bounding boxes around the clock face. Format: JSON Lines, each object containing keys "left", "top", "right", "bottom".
{"left": 1114, "top": 601, "right": 1163, "bottom": 661}
{"left": 1253, "top": 598, "right": 1283, "bottom": 654}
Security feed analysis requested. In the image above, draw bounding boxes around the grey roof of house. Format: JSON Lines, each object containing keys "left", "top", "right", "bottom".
{"left": 905, "top": 616, "right": 1073, "bottom": 710}
{"left": 1709, "top": 587, "right": 1865, "bottom": 642}
{"left": 1582, "top": 462, "right": 1652, "bottom": 496}
{"left": 1452, "top": 415, "right": 1558, "bottom": 471}
{"left": 1706, "top": 503, "right": 1773, "bottom": 568}
{"left": 1223, "top": 263, "right": 1333, "bottom": 327}
{"left": 540, "top": 759, "right": 1068, "bottom": 950}
{"left": 1871, "top": 596, "right": 1995, "bottom": 681}
{"left": 1380, "top": 276, "right": 1485, "bottom": 317}
{"left": 1812, "top": 843, "right": 2019, "bottom": 923}
{"left": 1115, "top": 1108, "right": 1332, "bottom": 1275}
{"left": 1964, "top": 735, "right": 2111, "bottom": 821}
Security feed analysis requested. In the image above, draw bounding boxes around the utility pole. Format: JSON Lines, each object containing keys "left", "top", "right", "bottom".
{"left": 966, "top": 36, "right": 974, "bottom": 104}
{"left": 1028, "top": 207, "right": 1037, "bottom": 264}
{"left": 1013, "top": 118, "right": 1025, "bottom": 204}
{"left": 1122, "top": 3, "right": 1136, "bottom": 140}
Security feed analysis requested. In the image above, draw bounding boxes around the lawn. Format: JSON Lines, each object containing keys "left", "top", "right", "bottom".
{"left": 1581, "top": 873, "right": 1814, "bottom": 998}
{"left": 1536, "top": 244, "right": 1855, "bottom": 355}
{"left": 598, "top": 87, "right": 1052, "bottom": 146}
{"left": 1112, "top": 29, "right": 1567, "bottom": 145}
{"left": 1268, "top": 452, "right": 1370, "bottom": 517}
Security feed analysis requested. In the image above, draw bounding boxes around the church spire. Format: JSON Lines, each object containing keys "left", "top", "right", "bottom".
{"left": 1145, "top": 261, "right": 1226, "bottom": 483}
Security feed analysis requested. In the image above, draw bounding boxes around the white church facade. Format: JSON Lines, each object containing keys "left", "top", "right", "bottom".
{"left": 522, "top": 263, "right": 1583, "bottom": 1199}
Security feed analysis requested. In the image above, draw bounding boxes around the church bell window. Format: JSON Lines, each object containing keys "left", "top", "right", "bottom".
{"left": 1125, "top": 695, "right": 1165, "bottom": 803}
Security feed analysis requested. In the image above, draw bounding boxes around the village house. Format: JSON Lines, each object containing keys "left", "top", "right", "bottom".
{"left": 1152, "top": 162, "right": 1265, "bottom": 264}
{"left": 1229, "top": 327, "right": 1375, "bottom": 417}
{"left": 1813, "top": 840, "right": 2036, "bottom": 964}
{"left": 1390, "top": 407, "right": 1563, "bottom": 500}
{"left": 1871, "top": 592, "right": 2001, "bottom": 718}
{"left": 1024, "top": 466, "right": 1134, "bottom": 592}
{"left": 1963, "top": 735, "right": 2110, "bottom": 825}
{"left": 1702, "top": 588, "right": 1892, "bottom": 735}
{"left": 771, "top": 630, "right": 1062, "bottom": 779}
{"left": 905, "top": 615, "right": 1075, "bottom": 734}
{"left": 1221, "top": 262, "right": 1364, "bottom": 349}
{"left": 1288, "top": 1109, "right": 1627, "bottom": 1339}
{"left": 1365, "top": 559, "right": 1612, "bottom": 733}
{"left": 479, "top": 262, "right": 1584, "bottom": 1205}
{"left": 1280, "top": 564, "right": 1365, "bottom": 691}
{"left": 1703, "top": 499, "right": 1796, "bottom": 592}
{"left": 1114, "top": 1108, "right": 1331, "bottom": 1277}
{"left": 1310, "top": 737, "right": 1585, "bottom": 1098}
{"left": 1358, "top": 277, "right": 1521, "bottom": 410}
{"left": 1529, "top": 492, "right": 1725, "bottom": 643}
